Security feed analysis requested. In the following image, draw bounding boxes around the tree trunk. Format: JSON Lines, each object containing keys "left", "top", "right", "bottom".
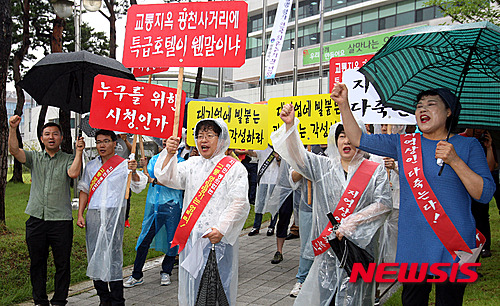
{"left": 37, "top": 105, "right": 48, "bottom": 150}
{"left": 59, "top": 109, "right": 73, "bottom": 154}
{"left": 0, "top": 0, "right": 13, "bottom": 228}
{"left": 193, "top": 67, "right": 203, "bottom": 99}
{"left": 10, "top": 0, "right": 30, "bottom": 184}
{"left": 109, "top": 0, "right": 116, "bottom": 58}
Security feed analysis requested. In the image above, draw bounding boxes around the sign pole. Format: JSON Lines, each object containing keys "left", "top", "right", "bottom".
{"left": 173, "top": 67, "right": 184, "bottom": 138}
{"left": 307, "top": 145, "right": 312, "bottom": 205}
{"left": 125, "top": 134, "right": 138, "bottom": 199}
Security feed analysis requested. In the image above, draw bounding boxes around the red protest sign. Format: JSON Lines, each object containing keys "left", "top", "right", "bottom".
{"left": 329, "top": 54, "right": 374, "bottom": 91}
{"left": 132, "top": 67, "right": 169, "bottom": 78}
{"left": 122, "top": 1, "right": 248, "bottom": 68}
{"left": 89, "top": 75, "right": 186, "bottom": 138}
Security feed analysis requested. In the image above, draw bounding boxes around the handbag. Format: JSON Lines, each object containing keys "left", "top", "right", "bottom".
{"left": 326, "top": 212, "right": 374, "bottom": 276}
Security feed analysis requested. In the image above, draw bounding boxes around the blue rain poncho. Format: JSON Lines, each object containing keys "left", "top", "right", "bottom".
{"left": 135, "top": 153, "right": 184, "bottom": 254}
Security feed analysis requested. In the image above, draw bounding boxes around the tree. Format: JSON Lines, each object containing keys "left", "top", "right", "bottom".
{"left": 9, "top": 0, "right": 30, "bottom": 183}
{"left": 101, "top": 0, "right": 129, "bottom": 58}
{"left": 0, "top": 0, "right": 13, "bottom": 229}
{"left": 425, "top": 0, "right": 500, "bottom": 26}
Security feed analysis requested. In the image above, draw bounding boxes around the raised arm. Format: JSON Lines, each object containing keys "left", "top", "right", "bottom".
{"left": 8, "top": 115, "right": 26, "bottom": 163}
{"left": 331, "top": 83, "right": 362, "bottom": 147}
{"left": 67, "top": 137, "right": 85, "bottom": 178}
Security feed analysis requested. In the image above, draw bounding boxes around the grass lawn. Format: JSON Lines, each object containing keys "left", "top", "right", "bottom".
{"left": 0, "top": 179, "right": 268, "bottom": 305}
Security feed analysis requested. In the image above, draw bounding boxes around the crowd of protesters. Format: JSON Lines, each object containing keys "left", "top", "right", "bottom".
{"left": 8, "top": 81, "right": 500, "bottom": 306}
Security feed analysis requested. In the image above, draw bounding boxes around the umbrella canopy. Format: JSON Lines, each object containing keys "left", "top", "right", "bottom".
{"left": 17, "top": 51, "right": 135, "bottom": 114}
{"left": 359, "top": 21, "right": 500, "bottom": 129}
{"left": 195, "top": 244, "right": 229, "bottom": 306}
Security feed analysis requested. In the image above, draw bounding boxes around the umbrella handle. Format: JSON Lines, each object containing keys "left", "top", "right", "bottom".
{"left": 211, "top": 243, "right": 215, "bottom": 251}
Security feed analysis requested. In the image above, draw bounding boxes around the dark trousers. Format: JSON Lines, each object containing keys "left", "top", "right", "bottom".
{"left": 125, "top": 191, "right": 131, "bottom": 220}
{"left": 132, "top": 220, "right": 176, "bottom": 279}
{"left": 401, "top": 273, "right": 467, "bottom": 306}
{"left": 253, "top": 212, "right": 278, "bottom": 230}
{"left": 242, "top": 161, "right": 258, "bottom": 204}
{"left": 93, "top": 280, "right": 125, "bottom": 306}
{"left": 276, "top": 193, "right": 294, "bottom": 238}
{"left": 471, "top": 199, "right": 491, "bottom": 250}
{"left": 25, "top": 217, "right": 73, "bottom": 306}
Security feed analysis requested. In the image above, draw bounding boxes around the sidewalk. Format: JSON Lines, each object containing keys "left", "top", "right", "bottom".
{"left": 19, "top": 226, "right": 399, "bottom": 305}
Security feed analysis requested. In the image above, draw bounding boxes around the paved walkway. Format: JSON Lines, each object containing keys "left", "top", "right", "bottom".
{"left": 20, "top": 225, "right": 398, "bottom": 305}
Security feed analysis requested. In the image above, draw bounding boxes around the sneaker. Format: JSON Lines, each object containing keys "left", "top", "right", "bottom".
{"left": 160, "top": 273, "right": 171, "bottom": 286}
{"left": 266, "top": 228, "right": 275, "bottom": 236}
{"left": 271, "top": 251, "right": 283, "bottom": 264}
{"left": 125, "top": 220, "right": 131, "bottom": 228}
{"left": 290, "top": 282, "right": 302, "bottom": 297}
{"left": 248, "top": 228, "right": 259, "bottom": 236}
{"left": 123, "top": 276, "right": 143, "bottom": 288}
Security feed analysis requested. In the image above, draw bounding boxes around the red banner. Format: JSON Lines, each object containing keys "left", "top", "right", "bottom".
{"left": 329, "top": 54, "right": 374, "bottom": 91}
{"left": 89, "top": 74, "right": 186, "bottom": 138}
{"left": 171, "top": 156, "right": 237, "bottom": 253}
{"left": 400, "top": 134, "right": 473, "bottom": 259}
{"left": 311, "top": 159, "right": 379, "bottom": 256}
{"left": 122, "top": 2, "right": 248, "bottom": 68}
{"left": 88, "top": 155, "right": 125, "bottom": 203}
{"left": 132, "top": 67, "right": 169, "bottom": 78}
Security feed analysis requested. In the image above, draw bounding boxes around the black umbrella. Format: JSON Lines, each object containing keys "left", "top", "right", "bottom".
{"left": 17, "top": 51, "right": 135, "bottom": 114}
{"left": 195, "top": 244, "right": 229, "bottom": 306}
{"left": 326, "top": 213, "right": 374, "bottom": 276}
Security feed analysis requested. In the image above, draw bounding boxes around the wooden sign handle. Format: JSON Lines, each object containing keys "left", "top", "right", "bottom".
{"left": 172, "top": 67, "right": 184, "bottom": 138}
{"left": 307, "top": 145, "right": 312, "bottom": 205}
{"left": 125, "top": 134, "right": 138, "bottom": 199}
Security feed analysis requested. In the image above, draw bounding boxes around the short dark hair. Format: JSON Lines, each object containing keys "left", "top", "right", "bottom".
{"left": 95, "top": 129, "right": 117, "bottom": 141}
{"left": 416, "top": 89, "right": 458, "bottom": 131}
{"left": 195, "top": 120, "right": 222, "bottom": 137}
{"left": 335, "top": 124, "right": 344, "bottom": 146}
{"left": 41, "top": 122, "right": 63, "bottom": 136}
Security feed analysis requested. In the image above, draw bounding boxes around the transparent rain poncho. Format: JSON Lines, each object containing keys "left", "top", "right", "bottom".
{"left": 135, "top": 153, "right": 184, "bottom": 255}
{"left": 271, "top": 119, "right": 392, "bottom": 306}
{"left": 78, "top": 156, "right": 147, "bottom": 282}
{"left": 254, "top": 146, "right": 280, "bottom": 214}
{"left": 372, "top": 124, "right": 405, "bottom": 264}
{"left": 265, "top": 159, "right": 294, "bottom": 216}
{"left": 154, "top": 118, "right": 250, "bottom": 306}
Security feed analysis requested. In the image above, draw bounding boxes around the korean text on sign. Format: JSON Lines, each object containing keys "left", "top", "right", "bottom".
{"left": 328, "top": 54, "right": 374, "bottom": 90}
{"left": 89, "top": 74, "right": 186, "bottom": 138}
{"left": 186, "top": 101, "right": 268, "bottom": 150}
{"left": 268, "top": 94, "right": 341, "bottom": 145}
{"left": 123, "top": 1, "right": 248, "bottom": 68}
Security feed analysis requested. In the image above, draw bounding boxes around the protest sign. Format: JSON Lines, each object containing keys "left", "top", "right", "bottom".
{"left": 122, "top": 1, "right": 248, "bottom": 68}
{"left": 268, "top": 94, "right": 341, "bottom": 145}
{"left": 329, "top": 54, "right": 374, "bottom": 91}
{"left": 186, "top": 101, "right": 268, "bottom": 150}
{"left": 342, "top": 69, "right": 416, "bottom": 125}
{"left": 132, "top": 67, "right": 169, "bottom": 78}
{"left": 89, "top": 74, "right": 186, "bottom": 138}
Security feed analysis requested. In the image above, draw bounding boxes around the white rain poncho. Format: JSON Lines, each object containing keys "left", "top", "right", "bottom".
{"left": 254, "top": 146, "right": 280, "bottom": 214}
{"left": 372, "top": 124, "right": 405, "bottom": 263}
{"left": 78, "top": 155, "right": 147, "bottom": 282}
{"left": 135, "top": 153, "right": 184, "bottom": 254}
{"left": 154, "top": 118, "right": 250, "bottom": 306}
{"left": 271, "top": 119, "right": 391, "bottom": 306}
{"left": 265, "top": 159, "right": 294, "bottom": 216}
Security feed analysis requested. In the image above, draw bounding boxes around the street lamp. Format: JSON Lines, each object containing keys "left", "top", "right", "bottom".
{"left": 83, "top": 0, "right": 102, "bottom": 12}
{"left": 51, "top": 0, "right": 74, "bottom": 18}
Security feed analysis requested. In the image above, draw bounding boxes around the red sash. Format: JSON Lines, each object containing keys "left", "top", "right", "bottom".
{"left": 88, "top": 155, "right": 125, "bottom": 202}
{"left": 171, "top": 156, "right": 237, "bottom": 253}
{"left": 311, "top": 159, "right": 379, "bottom": 256}
{"left": 400, "top": 134, "right": 484, "bottom": 259}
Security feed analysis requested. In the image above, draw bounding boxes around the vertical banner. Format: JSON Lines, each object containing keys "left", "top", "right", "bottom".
{"left": 264, "top": 0, "right": 293, "bottom": 79}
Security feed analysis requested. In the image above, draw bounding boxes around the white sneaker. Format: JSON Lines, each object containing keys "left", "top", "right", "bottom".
{"left": 290, "top": 282, "right": 302, "bottom": 297}
{"left": 123, "top": 276, "right": 143, "bottom": 288}
{"left": 160, "top": 273, "right": 171, "bottom": 286}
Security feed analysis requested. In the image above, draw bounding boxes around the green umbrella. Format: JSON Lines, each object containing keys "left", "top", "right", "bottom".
{"left": 359, "top": 21, "right": 500, "bottom": 129}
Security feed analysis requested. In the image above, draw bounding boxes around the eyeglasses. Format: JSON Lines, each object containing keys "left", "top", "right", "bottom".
{"left": 96, "top": 139, "right": 113, "bottom": 145}
{"left": 196, "top": 133, "right": 217, "bottom": 141}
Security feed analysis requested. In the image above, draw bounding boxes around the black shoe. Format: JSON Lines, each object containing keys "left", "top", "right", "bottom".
{"left": 267, "top": 228, "right": 275, "bottom": 236}
{"left": 248, "top": 228, "right": 259, "bottom": 236}
{"left": 285, "top": 233, "right": 299, "bottom": 240}
{"left": 271, "top": 251, "right": 283, "bottom": 264}
{"left": 481, "top": 249, "right": 492, "bottom": 258}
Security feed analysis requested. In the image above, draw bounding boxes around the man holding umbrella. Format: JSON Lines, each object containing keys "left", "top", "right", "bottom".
{"left": 333, "top": 83, "right": 495, "bottom": 305}
{"left": 8, "top": 115, "right": 85, "bottom": 306}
